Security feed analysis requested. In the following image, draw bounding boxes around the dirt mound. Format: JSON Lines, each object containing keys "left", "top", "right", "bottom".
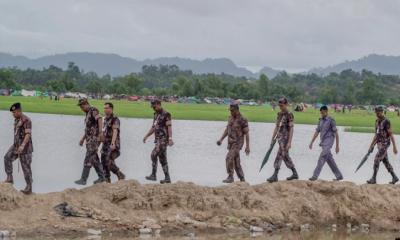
{"left": 1, "top": 180, "right": 400, "bottom": 237}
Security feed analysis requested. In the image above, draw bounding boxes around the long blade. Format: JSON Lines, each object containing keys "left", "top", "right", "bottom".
{"left": 355, "top": 151, "right": 371, "bottom": 173}
{"left": 259, "top": 140, "right": 277, "bottom": 172}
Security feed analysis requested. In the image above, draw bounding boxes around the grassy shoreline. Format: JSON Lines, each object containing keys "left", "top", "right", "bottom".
{"left": 0, "top": 96, "right": 398, "bottom": 134}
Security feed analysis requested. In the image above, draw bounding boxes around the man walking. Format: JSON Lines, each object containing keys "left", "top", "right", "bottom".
{"left": 75, "top": 99, "right": 106, "bottom": 185}
{"left": 309, "top": 106, "right": 343, "bottom": 181}
{"left": 143, "top": 99, "right": 174, "bottom": 184}
{"left": 217, "top": 103, "right": 250, "bottom": 183}
{"left": 267, "top": 98, "right": 299, "bottom": 183}
{"left": 4, "top": 103, "right": 34, "bottom": 194}
{"left": 366, "top": 106, "right": 398, "bottom": 184}
{"left": 101, "top": 102, "right": 125, "bottom": 183}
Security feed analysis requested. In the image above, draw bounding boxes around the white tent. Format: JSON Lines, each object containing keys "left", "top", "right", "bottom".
{"left": 21, "top": 89, "right": 36, "bottom": 97}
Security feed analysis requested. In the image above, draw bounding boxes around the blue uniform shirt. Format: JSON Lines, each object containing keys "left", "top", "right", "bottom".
{"left": 316, "top": 116, "right": 337, "bottom": 147}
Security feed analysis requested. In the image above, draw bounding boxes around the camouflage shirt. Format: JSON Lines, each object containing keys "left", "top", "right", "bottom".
{"left": 153, "top": 109, "right": 171, "bottom": 143}
{"left": 276, "top": 111, "right": 294, "bottom": 139}
{"left": 375, "top": 117, "right": 391, "bottom": 145}
{"left": 227, "top": 114, "right": 249, "bottom": 149}
{"left": 14, "top": 114, "right": 33, "bottom": 154}
{"left": 103, "top": 114, "right": 120, "bottom": 150}
{"left": 85, "top": 107, "right": 101, "bottom": 140}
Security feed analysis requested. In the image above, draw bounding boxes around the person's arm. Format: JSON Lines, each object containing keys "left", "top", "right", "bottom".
{"left": 217, "top": 127, "right": 228, "bottom": 145}
{"left": 17, "top": 119, "right": 32, "bottom": 154}
{"left": 387, "top": 121, "right": 398, "bottom": 154}
{"left": 335, "top": 131, "right": 340, "bottom": 154}
{"left": 369, "top": 135, "right": 377, "bottom": 152}
{"left": 97, "top": 117, "right": 104, "bottom": 142}
{"left": 287, "top": 113, "right": 294, "bottom": 150}
{"left": 245, "top": 130, "right": 250, "bottom": 155}
{"left": 309, "top": 131, "right": 319, "bottom": 149}
{"left": 143, "top": 127, "right": 155, "bottom": 143}
{"left": 166, "top": 114, "right": 173, "bottom": 146}
{"left": 111, "top": 118, "right": 119, "bottom": 150}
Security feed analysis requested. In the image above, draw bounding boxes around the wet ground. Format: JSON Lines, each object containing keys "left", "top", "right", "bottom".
{"left": 0, "top": 111, "right": 399, "bottom": 193}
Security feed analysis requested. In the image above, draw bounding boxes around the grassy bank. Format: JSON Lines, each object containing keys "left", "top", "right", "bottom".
{"left": 0, "top": 96, "right": 399, "bottom": 134}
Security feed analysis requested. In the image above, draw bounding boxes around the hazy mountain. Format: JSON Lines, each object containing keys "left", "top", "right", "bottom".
{"left": 258, "top": 66, "right": 281, "bottom": 79}
{"left": 309, "top": 54, "right": 400, "bottom": 75}
{"left": 0, "top": 52, "right": 273, "bottom": 78}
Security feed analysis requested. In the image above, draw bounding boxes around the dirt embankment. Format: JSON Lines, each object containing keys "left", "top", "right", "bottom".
{"left": 1, "top": 180, "right": 400, "bottom": 237}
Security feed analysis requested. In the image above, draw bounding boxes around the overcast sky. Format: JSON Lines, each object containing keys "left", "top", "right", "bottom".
{"left": 1, "top": 0, "right": 400, "bottom": 71}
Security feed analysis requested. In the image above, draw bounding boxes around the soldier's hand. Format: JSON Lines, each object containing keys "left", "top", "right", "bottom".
{"left": 168, "top": 138, "right": 174, "bottom": 146}
{"left": 309, "top": 143, "right": 313, "bottom": 150}
{"left": 335, "top": 145, "right": 340, "bottom": 154}
{"left": 286, "top": 143, "right": 292, "bottom": 151}
{"left": 98, "top": 134, "right": 105, "bottom": 143}
{"left": 217, "top": 140, "right": 222, "bottom": 146}
{"left": 111, "top": 143, "right": 116, "bottom": 151}
{"left": 79, "top": 139, "right": 84, "bottom": 146}
{"left": 394, "top": 147, "right": 398, "bottom": 155}
{"left": 16, "top": 146, "right": 24, "bottom": 154}
{"left": 245, "top": 146, "right": 250, "bottom": 156}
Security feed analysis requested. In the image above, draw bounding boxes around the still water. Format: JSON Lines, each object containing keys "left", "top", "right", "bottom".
{"left": 1, "top": 111, "right": 400, "bottom": 193}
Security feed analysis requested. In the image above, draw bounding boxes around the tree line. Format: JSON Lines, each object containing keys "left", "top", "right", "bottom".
{"left": 0, "top": 62, "right": 399, "bottom": 105}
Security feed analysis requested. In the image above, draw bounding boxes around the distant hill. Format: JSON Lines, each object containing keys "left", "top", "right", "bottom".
{"left": 309, "top": 54, "right": 400, "bottom": 75}
{"left": 0, "top": 52, "right": 281, "bottom": 78}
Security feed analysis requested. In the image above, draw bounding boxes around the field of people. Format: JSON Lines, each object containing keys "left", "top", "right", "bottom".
{"left": 0, "top": 96, "right": 399, "bottom": 133}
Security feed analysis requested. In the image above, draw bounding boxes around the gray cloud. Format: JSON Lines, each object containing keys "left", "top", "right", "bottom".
{"left": 1, "top": 0, "right": 400, "bottom": 70}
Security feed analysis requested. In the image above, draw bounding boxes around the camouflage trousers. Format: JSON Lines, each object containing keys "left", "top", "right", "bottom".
{"left": 4, "top": 146, "right": 33, "bottom": 184}
{"left": 373, "top": 143, "right": 393, "bottom": 172}
{"left": 151, "top": 141, "right": 169, "bottom": 174}
{"left": 101, "top": 145, "right": 121, "bottom": 179}
{"left": 225, "top": 145, "right": 244, "bottom": 180}
{"left": 273, "top": 139, "right": 295, "bottom": 170}
{"left": 312, "top": 145, "right": 343, "bottom": 179}
{"left": 83, "top": 141, "right": 105, "bottom": 178}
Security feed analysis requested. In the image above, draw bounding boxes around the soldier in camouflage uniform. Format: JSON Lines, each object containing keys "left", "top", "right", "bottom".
{"left": 4, "top": 103, "right": 34, "bottom": 194}
{"left": 217, "top": 103, "right": 250, "bottom": 183}
{"left": 143, "top": 99, "right": 174, "bottom": 184}
{"left": 366, "top": 106, "right": 398, "bottom": 184}
{"left": 75, "top": 99, "right": 106, "bottom": 185}
{"left": 267, "top": 98, "right": 299, "bottom": 183}
{"left": 101, "top": 102, "right": 125, "bottom": 183}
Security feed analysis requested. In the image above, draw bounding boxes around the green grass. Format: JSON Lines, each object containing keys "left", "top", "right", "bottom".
{"left": 0, "top": 96, "right": 399, "bottom": 134}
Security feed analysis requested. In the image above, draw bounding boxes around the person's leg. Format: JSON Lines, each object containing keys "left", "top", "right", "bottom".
{"left": 20, "top": 154, "right": 33, "bottom": 194}
{"left": 380, "top": 147, "right": 398, "bottom": 184}
{"left": 325, "top": 148, "right": 343, "bottom": 180}
{"left": 92, "top": 151, "right": 106, "bottom": 184}
{"left": 310, "top": 150, "right": 327, "bottom": 181}
{"left": 233, "top": 149, "right": 245, "bottom": 182}
{"left": 282, "top": 146, "right": 298, "bottom": 181}
{"left": 268, "top": 143, "right": 283, "bottom": 183}
{"left": 159, "top": 143, "right": 170, "bottom": 184}
{"left": 101, "top": 152, "right": 111, "bottom": 183}
{"left": 109, "top": 150, "right": 125, "bottom": 180}
{"left": 367, "top": 147, "right": 383, "bottom": 184}
{"left": 4, "top": 146, "right": 17, "bottom": 183}
{"left": 75, "top": 149, "right": 93, "bottom": 185}
{"left": 146, "top": 143, "right": 160, "bottom": 181}
{"left": 224, "top": 148, "right": 235, "bottom": 183}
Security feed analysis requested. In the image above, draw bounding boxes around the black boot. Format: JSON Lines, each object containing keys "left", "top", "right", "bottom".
{"left": 93, "top": 164, "right": 106, "bottom": 184}
{"left": 5, "top": 174, "right": 13, "bottom": 184}
{"left": 287, "top": 168, "right": 299, "bottom": 181}
{"left": 267, "top": 169, "right": 279, "bottom": 183}
{"left": 146, "top": 167, "right": 157, "bottom": 181}
{"left": 75, "top": 167, "right": 90, "bottom": 185}
{"left": 367, "top": 169, "right": 378, "bottom": 184}
{"left": 223, "top": 175, "right": 234, "bottom": 183}
{"left": 389, "top": 170, "right": 399, "bottom": 184}
{"left": 160, "top": 165, "right": 171, "bottom": 184}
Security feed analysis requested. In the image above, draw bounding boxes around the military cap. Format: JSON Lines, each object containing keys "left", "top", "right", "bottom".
{"left": 10, "top": 102, "right": 21, "bottom": 111}
{"left": 230, "top": 100, "right": 240, "bottom": 109}
{"left": 320, "top": 105, "right": 328, "bottom": 111}
{"left": 150, "top": 99, "right": 161, "bottom": 106}
{"left": 77, "top": 98, "right": 89, "bottom": 106}
{"left": 375, "top": 106, "right": 384, "bottom": 112}
{"left": 278, "top": 97, "right": 288, "bottom": 105}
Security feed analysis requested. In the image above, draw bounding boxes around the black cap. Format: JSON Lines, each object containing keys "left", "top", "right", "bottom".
{"left": 10, "top": 102, "right": 21, "bottom": 112}
{"left": 151, "top": 99, "right": 161, "bottom": 106}
{"left": 278, "top": 97, "right": 288, "bottom": 105}
{"left": 375, "top": 106, "right": 384, "bottom": 112}
{"left": 320, "top": 105, "right": 328, "bottom": 111}
{"left": 77, "top": 98, "right": 89, "bottom": 106}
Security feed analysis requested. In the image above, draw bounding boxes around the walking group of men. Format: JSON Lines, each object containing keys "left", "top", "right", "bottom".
{"left": 3, "top": 97, "right": 399, "bottom": 195}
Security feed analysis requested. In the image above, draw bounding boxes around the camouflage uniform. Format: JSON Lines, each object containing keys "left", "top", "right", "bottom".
{"left": 225, "top": 114, "right": 249, "bottom": 180}
{"left": 150, "top": 109, "right": 172, "bottom": 179}
{"left": 273, "top": 111, "right": 296, "bottom": 170}
{"left": 4, "top": 114, "right": 33, "bottom": 185}
{"left": 78, "top": 107, "right": 105, "bottom": 183}
{"left": 373, "top": 117, "right": 394, "bottom": 173}
{"left": 101, "top": 115, "right": 123, "bottom": 181}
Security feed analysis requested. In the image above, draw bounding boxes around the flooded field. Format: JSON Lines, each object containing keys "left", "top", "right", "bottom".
{"left": 0, "top": 111, "right": 400, "bottom": 193}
